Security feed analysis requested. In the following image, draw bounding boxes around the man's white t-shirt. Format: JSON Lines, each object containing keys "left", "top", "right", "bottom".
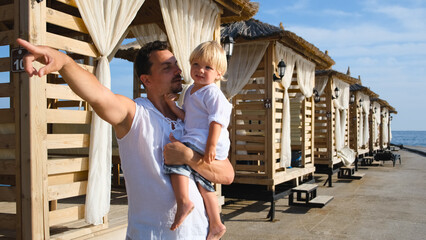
{"left": 117, "top": 98, "right": 208, "bottom": 240}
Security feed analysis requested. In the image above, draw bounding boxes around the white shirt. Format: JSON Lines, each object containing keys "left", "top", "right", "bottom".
{"left": 180, "top": 84, "right": 232, "bottom": 160}
{"left": 117, "top": 98, "right": 208, "bottom": 240}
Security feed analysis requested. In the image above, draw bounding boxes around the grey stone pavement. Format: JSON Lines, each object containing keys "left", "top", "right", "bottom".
{"left": 221, "top": 148, "right": 426, "bottom": 240}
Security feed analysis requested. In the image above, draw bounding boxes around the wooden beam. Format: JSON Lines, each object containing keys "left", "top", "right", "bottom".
{"left": 0, "top": 185, "right": 16, "bottom": 201}
{"left": 49, "top": 205, "right": 84, "bottom": 227}
{"left": 47, "top": 157, "right": 89, "bottom": 175}
{"left": 0, "top": 30, "right": 14, "bottom": 46}
{"left": 0, "top": 213, "right": 16, "bottom": 230}
{"left": 47, "top": 181, "right": 87, "bottom": 201}
{"left": 0, "top": 57, "right": 9, "bottom": 72}
{"left": 0, "top": 133, "right": 15, "bottom": 149}
{"left": 46, "top": 7, "right": 88, "bottom": 34}
{"left": 0, "top": 83, "right": 13, "bottom": 97}
{"left": 0, "top": 4, "right": 13, "bottom": 22}
{"left": 46, "top": 134, "right": 90, "bottom": 149}
{"left": 46, "top": 109, "right": 92, "bottom": 124}
{"left": 54, "top": 0, "right": 78, "bottom": 8}
{"left": 214, "top": 0, "right": 242, "bottom": 15}
{"left": 46, "top": 32, "right": 98, "bottom": 58}
{"left": 46, "top": 83, "right": 84, "bottom": 101}
{"left": 0, "top": 159, "right": 15, "bottom": 175}
{"left": 0, "top": 109, "right": 14, "bottom": 123}
{"left": 48, "top": 171, "right": 88, "bottom": 186}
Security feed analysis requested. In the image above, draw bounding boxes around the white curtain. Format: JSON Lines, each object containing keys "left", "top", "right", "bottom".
{"left": 314, "top": 75, "right": 328, "bottom": 97}
{"left": 76, "top": 0, "right": 146, "bottom": 225}
{"left": 332, "top": 78, "right": 350, "bottom": 151}
{"left": 359, "top": 92, "right": 370, "bottom": 146}
{"left": 275, "top": 43, "right": 296, "bottom": 168}
{"left": 295, "top": 56, "right": 315, "bottom": 98}
{"left": 130, "top": 23, "right": 168, "bottom": 47}
{"left": 382, "top": 108, "right": 389, "bottom": 144}
{"left": 224, "top": 42, "right": 269, "bottom": 99}
{"left": 160, "top": 0, "right": 219, "bottom": 105}
{"left": 373, "top": 101, "right": 381, "bottom": 142}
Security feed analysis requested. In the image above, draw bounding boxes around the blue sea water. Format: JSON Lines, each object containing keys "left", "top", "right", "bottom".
{"left": 391, "top": 131, "right": 426, "bottom": 147}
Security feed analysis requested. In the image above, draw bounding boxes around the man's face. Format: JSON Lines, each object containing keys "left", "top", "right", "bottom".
{"left": 146, "top": 50, "right": 182, "bottom": 95}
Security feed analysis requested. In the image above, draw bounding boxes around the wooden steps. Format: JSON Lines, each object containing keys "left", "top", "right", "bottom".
{"left": 338, "top": 165, "right": 365, "bottom": 179}
{"left": 288, "top": 183, "right": 333, "bottom": 208}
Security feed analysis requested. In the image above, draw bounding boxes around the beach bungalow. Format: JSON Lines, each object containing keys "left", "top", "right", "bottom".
{"left": 349, "top": 83, "right": 379, "bottom": 168}
{"left": 0, "top": 0, "right": 257, "bottom": 238}
{"left": 220, "top": 19, "right": 335, "bottom": 217}
{"left": 314, "top": 70, "right": 360, "bottom": 187}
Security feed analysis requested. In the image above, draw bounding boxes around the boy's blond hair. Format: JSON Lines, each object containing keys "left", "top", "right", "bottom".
{"left": 189, "top": 41, "right": 227, "bottom": 81}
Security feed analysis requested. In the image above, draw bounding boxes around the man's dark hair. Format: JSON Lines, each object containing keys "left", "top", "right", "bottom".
{"left": 134, "top": 41, "right": 170, "bottom": 78}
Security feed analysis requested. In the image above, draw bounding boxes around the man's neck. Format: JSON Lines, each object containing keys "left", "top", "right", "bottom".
{"left": 147, "top": 94, "right": 178, "bottom": 120}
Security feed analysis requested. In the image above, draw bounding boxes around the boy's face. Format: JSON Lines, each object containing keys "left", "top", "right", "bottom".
{"left": 143, "top": 50, "right": 182, "bottom": 95}
{"left": 190, "top": 59, "right": 221, "bottom": 86}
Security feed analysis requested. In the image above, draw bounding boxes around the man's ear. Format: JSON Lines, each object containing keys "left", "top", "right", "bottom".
{"left": 140, "top": 74, "right": 150, "bottom": 87}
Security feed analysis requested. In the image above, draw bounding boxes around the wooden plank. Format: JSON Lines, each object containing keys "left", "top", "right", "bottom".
{"left": 48, "top": 181, "right": 87, "bottom": 201}
{"left": 0, "top": 213, "right": 16, "bottom": 230}
{"left": 0, "top": 133, "right": 15, "bottom": 149}
{"left": 0, "top": 4, "right": 13, "bottom": 22}
{"left": 0, "top": 185, "right": 16, "bottom": 201}
{"left": 46, "top": 7, "right": 88, "bottom": 34}
{"left": 46, "top": 32, "right": 98, "bottom": 58}
{"left": 0, "top": 159, "right": 15, "bottom": 175}
{"left": 0, "top": 30, "right": 14, "bottom": 46}
{"left": 46, "top": 83, "right": 84, "bottom": 101}
{"left": 234, "top": 93, "right": 265, "bottom": 101}
{"left": 0, "top": 57, "right": 9, "bottom": 72}
{"left": 46, "top": 134, "right": 90, "bottom": 149}
{"left": 236, "top": 165, "right": 265, "bottom": 172}
{"left": 242, "top": 83, "right": 266, "bottom": 90}
{"left": 235, "top": 135, "right": 264, "bottom": 143}
{"left": 46, "top": 109, "right": 92, "bottom": 124}
{"left": 48, "top": 171, "right": 88, "bottom": 186}
{"left": 49, "top": 205, "right": 84, "bottom": 227}
{"left": 47, "top": 157, "right": 89, "bottom": 175}
{"left": 0, "top": 83, "right": 13, "bottom": 97}
{"left": 53, "top": 100, "right": 85, "bottom": 108}
{"left": 235, "top": 154, "right": 265, "bottom": 161}
{"left": 55, "top": 0, "right": 78, "bottom": 8}
{"left": 0, "top": 109, "right": 14, "bottom": 124}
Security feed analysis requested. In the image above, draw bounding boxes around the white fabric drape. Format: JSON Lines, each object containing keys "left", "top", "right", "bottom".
{"left": 382, "top": 108, "right": 389, "bottom": 144}
{"left": 296, "top": 56, "right": 315, "bottom": 98}
{"left": 356, "top": 92, "right": 370, "bottom": 147}
{"left": 160, "top": 0, "right": 219, "bottom": 105}
{"left": 275, "top": 43, "right": 296, "bottom": 168}
{"left": 224, "top": 42, "right": 269, "bottom": 99}
{"left": 130, "top": 23, "right": 168, "bottom": 47}
{"left": 373, "top": 101, "right": 381, "bottom": 142}
{"left": 332, "top": 78, "right": 350, "bottom": 151}
{"left": 314, "top": 75, "right": 328, "bottom": 97}
{"left": 76, "top": 0, "right": 146, "bottom": 225}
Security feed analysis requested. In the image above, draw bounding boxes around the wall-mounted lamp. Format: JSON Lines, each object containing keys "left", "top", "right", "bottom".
{"left": 332, "top": 87, "right": 340, "bottom": 99}
{"left": 390, "top": 116, "right": 393, "bottom": 121}
{"left": 313, "top": 89, "right": 321, "bottom": 103}
{"left": 223, "top": 36, "right": 234, "bottom": 62}
{"left": 350, "top": 94, "right": 355, "bottom": 104}
{"left": 273, "top": 59, "right": 286, "bottom": 82}
{"left": 374, "top": 107, "right": 377, "bottom": 113}
{"left": 358, "top": 98, "right": 363, "bottom": 108}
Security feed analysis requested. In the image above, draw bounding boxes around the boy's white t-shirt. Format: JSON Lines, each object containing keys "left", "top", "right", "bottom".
{"left": 117, "top": 98, "right": 208, "bottom": 240}
{"left": 180, "top": 83, "right": 232, "bottom": 160}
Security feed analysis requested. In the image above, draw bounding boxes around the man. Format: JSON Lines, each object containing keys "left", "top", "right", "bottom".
{"left": 17, "top": 39, "right": 234, "bottom": 239}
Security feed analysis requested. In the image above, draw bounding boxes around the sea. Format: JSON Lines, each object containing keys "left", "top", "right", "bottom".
{"left": 391, "top": 131, "right": 426, "bottom": 147}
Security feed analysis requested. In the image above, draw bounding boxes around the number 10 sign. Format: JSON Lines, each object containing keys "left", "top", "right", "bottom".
{"left": 11, "top": 48, "right": 28, "bottom": 73}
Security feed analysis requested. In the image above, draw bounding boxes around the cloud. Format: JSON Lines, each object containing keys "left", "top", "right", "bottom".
{"left": 321, "top": 9, "right": 362, "bottom": 17}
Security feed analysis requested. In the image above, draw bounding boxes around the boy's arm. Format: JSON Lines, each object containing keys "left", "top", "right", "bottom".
{"left": 164, "top": 93, "right": 185, "bottom": 120}
{"left": 17, "top": 38, "right": 135, "bottom": 138}
{"left": 163, "top": 138, "right": 234, "bottom": 184}
{"left": 204, "top": 121, "right": 221, "bottom": 163}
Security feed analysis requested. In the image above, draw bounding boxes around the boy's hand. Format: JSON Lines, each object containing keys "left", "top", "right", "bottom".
{"left": 164, "top": 93, "right": 178, "bottom": 105}
{"left": 203, "top": 145, "right": 216, "bottom": 164}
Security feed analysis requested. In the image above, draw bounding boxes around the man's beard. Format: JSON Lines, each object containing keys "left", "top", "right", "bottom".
{"left": 171, "top": 74, "right": 183, "bottom": 93}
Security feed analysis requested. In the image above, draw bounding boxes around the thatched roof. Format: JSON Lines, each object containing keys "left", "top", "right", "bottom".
{"left": 316, "top": 69, "right": 361, "bottom": 85}
{"left": 221, "top": 18, "right": 335, "bottom": 70}
{"left": 128, "top": 0, "right": 258, "bottom": 37}
{"left": 371, "top": 98, "right": 397, "bottom": 114}
{"left": 350, "top": 84, "right": 379, "bottom": 98}
{"left": 115, "top": 41, "right": 140, "bottom": 62}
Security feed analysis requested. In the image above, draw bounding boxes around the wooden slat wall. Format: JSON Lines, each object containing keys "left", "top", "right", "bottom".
{"left": 0, "top": 1, "right": 17, "bottom": 237}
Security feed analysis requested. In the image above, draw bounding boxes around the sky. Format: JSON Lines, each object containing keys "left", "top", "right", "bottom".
{"left": 1, "top": 0, "right": 425, "bottom": 131}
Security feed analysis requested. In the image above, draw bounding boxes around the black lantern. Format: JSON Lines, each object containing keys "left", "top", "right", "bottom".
{"left": 313, "top": 89, "right": 321, "bottom": 103}
{"left": 334, "top": 87, "right": 340, "bottom": 98}
{"left": 374, "top": 107, "right": 377, "bottom": 113}
{"left": 273, "top": 59, "right": 286, "bottom": 81}
{"left": 390, "top": 116, "right": 393, "bottom": 121}
{"left": 350, "top": 94, "right": 355, "bottom": 104}
{"left": 223, "top": 36, "right": 234, "bottom": 62}
{"left": 358, "top": 98, "right": 363, "bottom": 108}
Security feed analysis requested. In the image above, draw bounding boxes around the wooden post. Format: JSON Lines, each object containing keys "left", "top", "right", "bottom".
{"left": 265, "top": 43, "right": 274, "bottom": 182}
{"left": 19, "top": 0, "right": 49, "bottom": 238}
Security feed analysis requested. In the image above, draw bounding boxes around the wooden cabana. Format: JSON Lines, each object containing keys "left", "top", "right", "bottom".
{"left": 220, "top": 19, "right": 334, "bottom": 216}
{"left": 349, "top": 83, "right": 379, "bottom": 167}
{"left": 375, "top": 99, "right": 395, "bottom": 150}
{"left": 314, "top": 70, "right": 360, "bottom": 187}
{"left": 0, "top": 0, "right": 257, "bottom": 239}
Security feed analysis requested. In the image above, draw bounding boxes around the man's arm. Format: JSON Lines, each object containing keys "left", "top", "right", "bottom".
{"left": 17, "top": 39, "right": 135, "bottom": 137}
{"left": 163, "top": 138, "right": 234, "bottom": 184}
